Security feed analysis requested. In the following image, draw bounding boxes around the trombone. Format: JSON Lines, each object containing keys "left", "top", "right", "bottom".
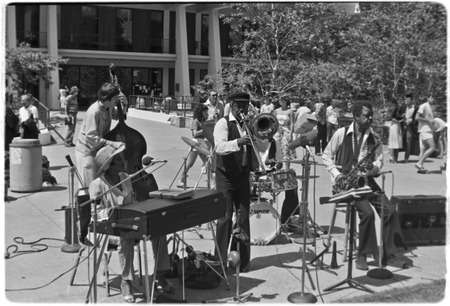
{"left": 239, "top": 111, "right": 279, "bottom": 173}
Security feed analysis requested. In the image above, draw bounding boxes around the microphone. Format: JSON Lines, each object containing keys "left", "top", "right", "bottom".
{"left": 288, "top": 130, "right": 318, "bottom": 150}
{"left": 142, "top": 155, "right": 153, "bottom": 166}
{"left": 141, "top": 155, "right": 167, "bottom": 166}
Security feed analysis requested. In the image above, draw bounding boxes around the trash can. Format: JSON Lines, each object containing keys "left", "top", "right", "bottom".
{"left": 9, "top": 139, "right": 42, "bottom": 192}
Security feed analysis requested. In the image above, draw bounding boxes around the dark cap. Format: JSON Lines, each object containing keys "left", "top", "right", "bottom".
{"left": 70, "top": 86, "right": 79, "bottom": 94}
{"left": 228, "top": 92, "right": 250, "bottom": 103}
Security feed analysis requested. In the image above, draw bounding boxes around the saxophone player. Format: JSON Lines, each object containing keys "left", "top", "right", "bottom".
{"left": 322, "top": 101, "right": 407, "bottom": 271}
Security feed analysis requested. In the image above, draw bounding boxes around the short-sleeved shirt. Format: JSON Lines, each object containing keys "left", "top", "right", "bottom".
{"left": 433, "top": 118, "right": 446, "bottom": 133}
{"left": 19, "top": 105, "right": 39, "bottom": 123}
{"left": 66, "top": 95, "right": 79, "bottom": 114}
{"left": 204, "top": 99, "right": 225, "bottom": 122}
{"left": 417, "top": 102, "right": 434, "bottom": 133}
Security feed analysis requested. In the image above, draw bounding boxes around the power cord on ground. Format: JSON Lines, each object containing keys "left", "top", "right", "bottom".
{"left": 5, "top": 237, "right": 65, "bottom": 259}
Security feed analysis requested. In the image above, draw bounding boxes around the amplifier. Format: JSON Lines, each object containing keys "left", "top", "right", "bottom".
{"left": 392, "top": 195, "right": 447, "bottom": 245}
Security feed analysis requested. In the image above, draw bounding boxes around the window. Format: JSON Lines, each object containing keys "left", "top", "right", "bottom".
{"left": 149, "top": 10, "right": 163, "bottom": 53}
{"left": 132, "top": 68, "right": 163, "bottom": 96}
{"left": 117, "top": 9, "right": 133, "bottom": 51}
{"left": 15, "top": 5, "right": 40, "bottom": 47}
{"left": 201, "top": 14, "right": 209, "bottom": 56}
{"left": 186, "top": 12, "right": 196, "bottom": 55}
{"left": 80, "top": 6, "right": 98, "bottom": 49}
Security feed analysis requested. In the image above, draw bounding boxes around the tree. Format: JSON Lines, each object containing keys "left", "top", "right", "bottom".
{"left": 5, "top": 42, "right": 68, "bottom": 94}
{"left": 341, "top": 2, "right": 446, "bottom": 114}
{"left": 220, "top": 2, "right": 354, "bottom": 100}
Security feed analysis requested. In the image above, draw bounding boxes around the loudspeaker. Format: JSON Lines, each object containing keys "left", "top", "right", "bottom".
{"left": 64, "top": 188, "right": 90, "bottom": 244}
{"left": 392, "top": 195, "right": 446, "bottom": 245}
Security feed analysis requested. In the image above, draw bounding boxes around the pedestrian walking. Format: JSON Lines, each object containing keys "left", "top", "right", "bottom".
{"left": 64, "top": 86, "right": 79, "bottom": 147}
{"left": 415, "top": 95, "right": 436, "bottom": 173}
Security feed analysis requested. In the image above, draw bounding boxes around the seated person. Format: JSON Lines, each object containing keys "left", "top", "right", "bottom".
{"left": 89, "top": 144, "right": 173, "bottom": 303}
{"left": 322, "top": 101, "right": 407, "bottom": 270}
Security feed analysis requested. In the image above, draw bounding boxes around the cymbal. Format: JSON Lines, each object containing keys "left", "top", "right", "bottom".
{"left": 181, "top": 136, "right": 210, "bottom": 156}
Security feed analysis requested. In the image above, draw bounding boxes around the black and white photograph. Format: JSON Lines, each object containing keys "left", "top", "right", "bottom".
{"left": 1, "top": 1, "right": 447, "bottom": 304}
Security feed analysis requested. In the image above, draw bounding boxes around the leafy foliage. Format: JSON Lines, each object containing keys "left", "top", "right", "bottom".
{"left": 198, "top": 2, "right": 446, "bottom": 119}
{"left": 5, "top": 42, "right": 68, "bottom": 93}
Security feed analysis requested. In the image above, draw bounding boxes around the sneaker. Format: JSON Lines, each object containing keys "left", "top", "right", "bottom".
{"left": 355, "top": 254, "right": 368, "bottom": 270}
{"left": 176, "top": 181, "right": 185, "bottom": 188}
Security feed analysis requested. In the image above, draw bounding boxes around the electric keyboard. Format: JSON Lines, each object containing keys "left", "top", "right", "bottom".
{"left": 95, "top": 189, "right": 225, "bottom": 240}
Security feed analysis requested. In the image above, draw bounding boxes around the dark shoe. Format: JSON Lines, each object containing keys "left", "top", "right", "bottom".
{"left": 156, "top": 273, "right": 174, "bottom": 294}
{"left": 121, "top": 280, "right": 135, "bottom": 303}
{"left": 355, "top": 254, "right": 368, "bottom": 271}
{"left": 64, "top": 143, "right": 75, "bottom": 147}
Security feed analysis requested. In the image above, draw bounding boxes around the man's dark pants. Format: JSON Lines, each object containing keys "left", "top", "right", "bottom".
{"left": 215, "top": 168, "right": 251, "bottom": 270}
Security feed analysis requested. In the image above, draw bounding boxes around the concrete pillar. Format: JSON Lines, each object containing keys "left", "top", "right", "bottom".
{"left": 6, "top": 5, "right": 17, "bottom": 48}
{"left": 46, "top": 5, "right": 60, "bottom": 110}
{"left": 208, "top": 9, "right": 222, "bottom": 84}
{"left": 174, "top": 5, "right": 191, "bottom": 97}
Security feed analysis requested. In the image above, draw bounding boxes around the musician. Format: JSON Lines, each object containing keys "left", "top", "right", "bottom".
{"left": 213, "top": 92, "right": 257, "bottom": 272}
{"left": 75, "top": 83, "right": 125, "bottom": 187}
{"left": 89, "top": 144, "right": 173, "bottom": 303}
{"left": 322, "top": 101, "right": 407, "bottom": 270}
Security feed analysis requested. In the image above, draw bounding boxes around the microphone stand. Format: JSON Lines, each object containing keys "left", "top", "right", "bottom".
{"left": 287, "top": 149, "right": 317, "bottom": 303}
{"left": 61, "top": 155, "right": 86, "bottom": 253}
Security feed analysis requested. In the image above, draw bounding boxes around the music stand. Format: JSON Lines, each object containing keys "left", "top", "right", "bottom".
{"left": 323, "top": 193, "right": 374, "bottom": 294}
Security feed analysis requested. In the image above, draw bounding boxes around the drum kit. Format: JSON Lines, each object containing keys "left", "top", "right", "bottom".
{"left": 249, "top": 166, "right": 299, "bottom": 245}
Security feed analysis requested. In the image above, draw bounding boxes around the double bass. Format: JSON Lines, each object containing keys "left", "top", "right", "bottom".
{"left": 104, "top": 63, "right": 158, "bottom": 201}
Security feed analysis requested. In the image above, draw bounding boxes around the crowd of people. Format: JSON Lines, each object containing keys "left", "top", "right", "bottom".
{"left": 4, "top": 84, "right": 447, "bottom": 302}
{"left": 388, "top": 94, "right": 447, "bottom": 173}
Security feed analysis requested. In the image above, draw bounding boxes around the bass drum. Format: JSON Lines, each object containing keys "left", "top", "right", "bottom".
{"left": 249, "top": 202, "right": 280, "bottom": 245}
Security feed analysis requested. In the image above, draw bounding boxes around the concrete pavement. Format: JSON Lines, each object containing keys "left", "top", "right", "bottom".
{"left": 3, "top": 109, "right": 447, "bottom": 304}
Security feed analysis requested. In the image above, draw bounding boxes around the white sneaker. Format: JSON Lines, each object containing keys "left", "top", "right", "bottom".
{"left": 201, "top": 166, "right": 207, "bottom": 174}
{"left": 176, "top": 181, "right": 185, "bottom": 188}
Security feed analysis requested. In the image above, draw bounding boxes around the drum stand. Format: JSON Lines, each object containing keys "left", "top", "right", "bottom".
{"left": 170, "top": 146, "right": 204, "bottom": 239}
{"left": 287, "top": 150, "right": 317, "bottom": 303}
{"left": 283, "top": 160, "right": 325, "bottom": 244}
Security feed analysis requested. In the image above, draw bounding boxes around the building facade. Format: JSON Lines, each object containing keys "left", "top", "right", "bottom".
{"left": 6, "top": 3, "right": 235, "bottom": 109}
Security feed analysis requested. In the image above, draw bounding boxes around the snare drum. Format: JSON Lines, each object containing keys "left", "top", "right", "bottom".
{"left": 249, "top": 202, "right": 280, "bottom": 245}
{"left": 250, "top": 172, "right": 272, "bottom": 193}
{"left": 269, "top": 169, "right": 297, "bottom": 192}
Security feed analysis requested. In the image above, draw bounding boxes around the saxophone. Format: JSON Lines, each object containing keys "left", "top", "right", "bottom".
{"left": 332, "top": 139, "right": 382, "bottom": 194}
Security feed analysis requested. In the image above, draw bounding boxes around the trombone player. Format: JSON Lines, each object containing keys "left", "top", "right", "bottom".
{"left": 213, "top": 92, "right": 265, "bottom": 272}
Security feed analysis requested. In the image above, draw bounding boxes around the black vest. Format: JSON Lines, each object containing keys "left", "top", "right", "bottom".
{"left": 215, "top": 116, "right": 254, "bottom": 178}
{"left": 335, "top": 126, "right": 379, "bottom": 190}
